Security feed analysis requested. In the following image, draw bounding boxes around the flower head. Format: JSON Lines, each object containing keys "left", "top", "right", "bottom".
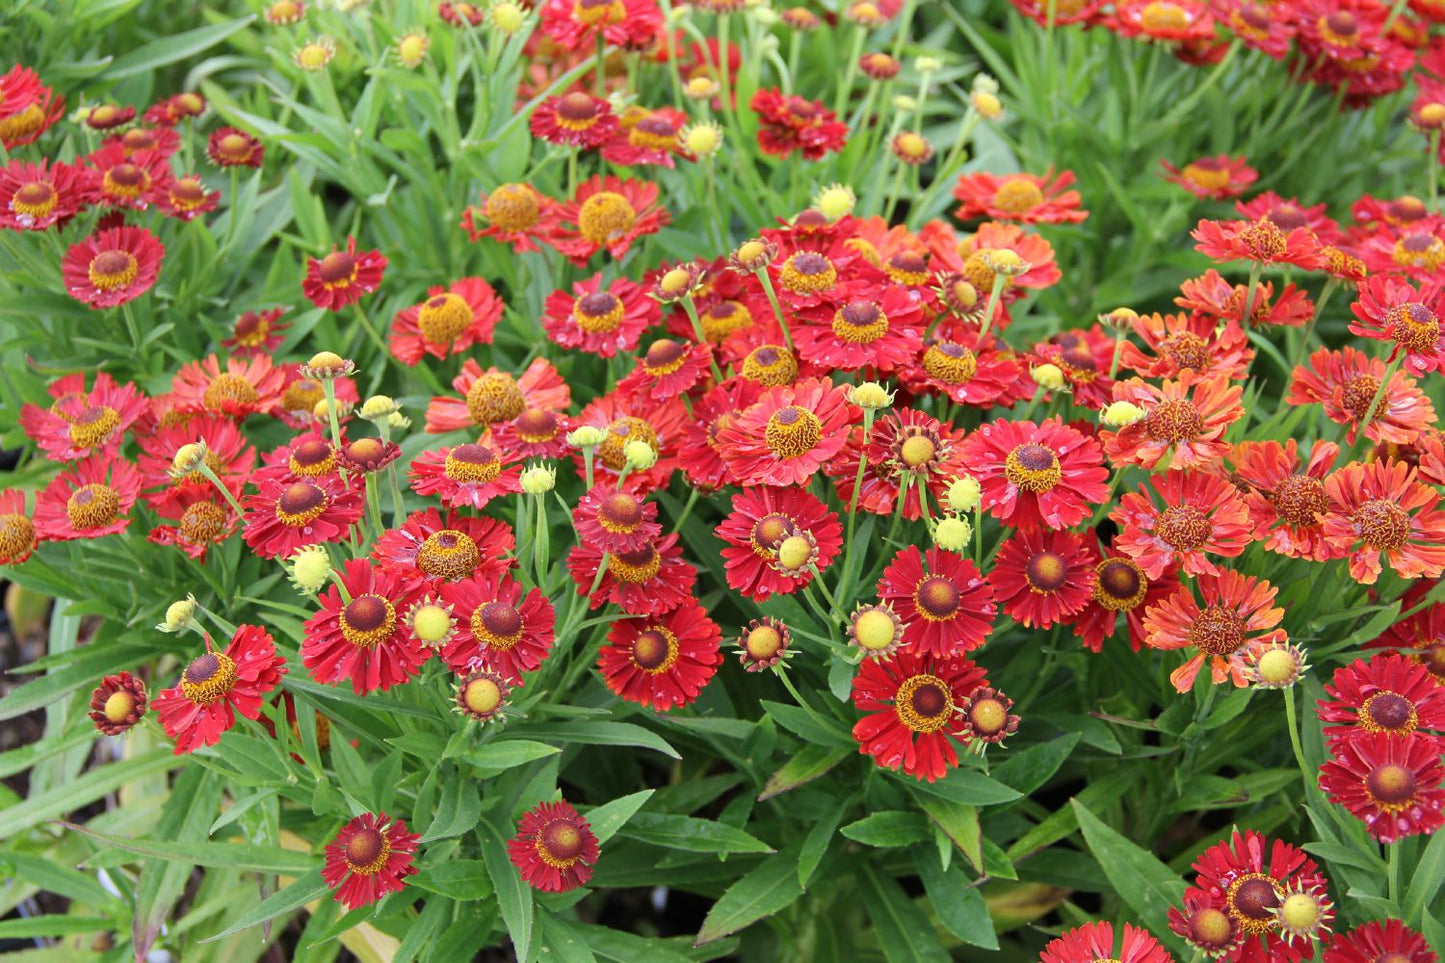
{"left": 1319, "top": 731, "right": 1445, "bottom": 842}
{"left": 152, "top": 625, "right": 287, "bottom": 754}
{"left": 598, "top": 599, "right": 722, "bottom": 710}
{"left": 507, "top": 799, "right": 600, "bottom": 892}
{"left": 89, "top": 671, "right": 148, "bottom": 735}
{"left": 877, "top": 546, "right": 996, "bottom": 657}
{"left": 1323, "top": 459, "right": 1445, "bottom": 585}
{"left": 32, "top": 456, "right": 141, "bottom": 542}
{"left": 303, "top": 559, "right": 428, "bottom": 693}
{"left": 322, "top": 813, "right": 419, "bottom": 910}
{"left": 850, "top": 649, "right": 987, "bottom": 782}
{"left": 62, "top": 226, "right": 164, "bottom": 309}
{"left": 390, "top": 277, "right": 503, "bottom": 365}
{"left": 302, "top": 236, "right": 387, "bottom": 310}
{"left": 1143, "top": 569, "right": 1285, "bottom": 692}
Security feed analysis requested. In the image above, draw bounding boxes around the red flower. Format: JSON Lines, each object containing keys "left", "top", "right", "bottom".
{"left": 1119, "top": 311, "right": 1253, "bottom": 380}
{"left": 1319, "top": 652, "right": 1445, "bottom": 746}
{"left": 952, "top": 168, "right": 1088, "bottom": 224}
{"left": 833, "top": 408, "right": 968, "bottom": 522}
{"left": 135, "top": 415, "right": 254, "bottom": 512}
{"left": 1143, "top": 569, "right": 1285, "bottom": 692}
{"left": 171, "top": 353, "right": 287, "bottom": 419}
{"left": 1298, "top": 0, "right": 1387, "bottom": 61}
{"left": 322, "top": 813, "right": 419, "bottom": 909}
{"left": 551, "top": 175, "right": 670, "bottom": 263}
{"left": 408, "top": 443, "right": 522, "bottom": 510}
{"left": 1229, "top": 439, "right": 1339, "bottom": 562}
{"left": 1236, "top": 191, "right": 1341, "bottom": 242}
{"left": 438, "top": 572, "right": 556, "bottom": 681}
{"left": 253, "top": 432, "right": 343, "bottom": 486}
{"left": 147, "top": 491, "right": 238, "bottom": 560}
{"left": 207, "top": 127, "right": 264, "bottom": 167}
{"left": 1320, "top": 731, "right": 1445, "bottom": 842}
{"left": 957, "top": 221, "right": 1061, "bottom": 294}
{"left": 1175, "top": 269, "right": 1314, "bottom": 328}
{"left": 303, "top": 559, "right": 427, "bottom": 693}
{"left": 242, "top": 475, "right": 365, "bottom": 559}
{"left": 0, "top": 489, "right": 39, "bottom": 566}
{"left": 1192, "top": 217, "right": 1325, "bottom": 270}
{"left": 1324, "top": 919, "right": 1439, "bottom": 963}
{"left": 152, "top": 625, "right": 287, "bottom": 754}
{"left": 1031, "top": 325, "right": 1117, "bottom": 409}
{"left": 390, "top": 277, "right": 503, "bottom": 365}
{"left": 20, "top": 371, "right": 146, "bottom": 463}
{"left": 1102, "top": 372, "right": 1245, "bottom": 470}
{"left": 222, "top": 307, "right": 290, "bottom": 357}
{"left": 750, "top": 88, "right": 848, "bottom": 160}
{"left": 156, "top": 174, "right": 220, "bottom": 222}
{"left": 507, "top": 799, "right": 599, "bottom": 892}
{"left": 302, "top": 236, "right": 387, "bottom": 310}
{"left": 371, "top": 508, "right": 515, "bottom": 593}
{"left": 567, "top": 532, "right": 697, "bottom": 614}
{"left": 1288, "top": 346, "right": 1436, "bottom": 446}
{"left": 598, "top": 599, "right": 722, "bottom": 710}
{"left": 791, "top": 286, "right": 924, "bottom": 371}
{"left": 1072, "top": 539, "right": 1181, "bottom": 653}
{"left": 850, "top": 649, "right": 987, "bottom": 782}
{"left": 877, "top": 546, "right": 996, "bottom": 657}
{"left": 461, "top": 183, "right": 558, "bottom": 253}
{"left": 542, "top": 273, "right": 659, "bottom": 357}
{"left": 902, "top": 334, "right": 1025, "bottom": 409}
{"left": 1007, "top": 0, "right": 1104, "bottom": 25}
{"left": 491, "top": 407, "right": 573, "bottom": 460}
{"left": 573, "top": 484, "right": 661, "bottom": 555}
{"left": 570, "top": 389, "right": 689, "bottom": 492}
{"left": 676, "top": 378, "right": 762, "bottom": 490}
{"left": 616, "top": 339, "right": 714, "bottom": 402}
{"left": 1113, "top": 469, "right": 1252, "bottom": 579}
{"left": 715, "top": 486, "right": 841, "bottom": 601}
{"left": 1161, "top": 154, "right": 1259, "bottom": 200}
{"left": 962, "top": 417, "right": 1109, "bottom": 531}
{"left": 1168, "top": 889, "right": 1245, "bottom": 960}
{"left": 601, "top": 106, "right": 688, "bottom": 167}
{"left": 143, "top": 91, "right": 207, "bottom": 127}
{"left": 105, "top": 125, "right": 181, "bottom": 159}
{"left": 538, "top": 0, "right": 662, "bottom": 51}
{"left": 425, "top": 357, "right": 571, "bottom": 434}
{"left": 1350, "top": 274, "right": 1445, "bottom": 376}
{"left": 0, "top": 65, "right": 65, "bottom": 149}
{"left": 716, "top": 377, "right": 856, "bottom": 487}
{"left": 82, "top": 142, "right": 172, "bottom": 211}
{"left": 1323, "top": 459, "right": 1445, "bottom": 585}
{"left": 1358, "top": 218, "right": 1445, "bottom": 281}
{"left": 1040, "top": 921, "right": 1172, "bottom": 963}
{"left": 0, "top": 159, "right": 85, "bottom": 231}
{"left": 1187, "top": 830, "right": 1327, "bottom": 963}
{"left": 32, "top": 456, "right": 141, "bottom": 542}
{"left": 1109, "top": 0, "right": 1217, "bottom": 42}
{"left": 991, "top": 529, "right": 1099, "bottom": 629}
{"left": 62, "top": 226, "right": 164, "bottom": 309}
{"left": 530, "top": 92, "right": 619, "bottom": 148}
{"left": 88, "top": 671, "right": 148, "bottom": 735}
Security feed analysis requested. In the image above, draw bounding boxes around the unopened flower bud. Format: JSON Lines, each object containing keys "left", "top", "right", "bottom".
{"left": 945, "top": 475, "right": 982, "bottom": 513}
{"left": 170, "top": 442, "right": 209, "bottom": 477}
{"left": 933, "top": 515, "right": 972, "bottom": 552}
{"left": 1099, "top": 306, "right": 1139, "bottom": 330}
{"left": 681, "top": 121, "right": 723, "bottom": 157}
{"left": 848, "top": 382, "right": 894, "bottom": 410}
{"left": 971, "top": 90, "right": 1003, "bottom": 119}
{"left": 813, "top": 184, "right": 857, "bottom": 221}
{"left": 1031, "top": 363, "right": 1066, "bottom": 390}
{"left": 984, "top": 249, "right": 1026, "bottom": 275}
{"left": 915, "top": 55, "right": 942, "bottom": 74}
{"left": 158, "top": 597, "right": 198, "bottom": 633}
{"left": 386, "top": 411, "right": 411, "bottom": 431}
{"left": 360, "top": 394, "right": 399, "bottom": 420}
{"left": 302, "top": 350, "right": 354, "bottom": 379}
{"left": 624, "top": 440, "right": 658, "bottom": 469}
{"left": 568, "top": 426, "right": 605, "bottom": 448}
{"left": 396, "top": 31, "right": 430, "bottom": 68}
{"left": 1102, "top": 401, "right": 1147, "bottom": 428}
{"left": 892, "top": 94, "right": 917, "bottom": 113}
{"left": 289, "top": 545, "right": 333, "bottom": 594}
{"left": 492, "top": 2, "right": 525, "bottom": 32}
{"left": 685, "top": 76, "right": 719, "bottom": 100}
{"left": 520, "top": 465, "right": 556, "bottom": 494}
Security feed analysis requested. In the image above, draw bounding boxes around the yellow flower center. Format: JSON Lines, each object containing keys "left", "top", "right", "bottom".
{"left": 764, "top": 405, "right": 822, "bottom": 458}
{"left": 465, "top": 372, "right": 525, "bottom": 426}
{"left": 893, "top": 674, "right": 954, "bottom": 733}
{"left": 993, "top": 178, "right": 1044, "bottom": 213}
{"left": 341, "top": 594, "right": 398, "bottom": 647}
{"left": 66, "top": 483, "right": 120, "bottom": 530}
{"left": 418, "top": 293, "right": 474, "bottom": 344}
{"left": 576, "top": 191, "right": 637, "bottom": 246}
{"left": 88, "top": 250, "right": 139, "bottom": 291}
{"left": 67, "top": 406, "right": 121, "bottom": 449}
{"left": 180, "top": 651, "right": 238, "bottom": 706}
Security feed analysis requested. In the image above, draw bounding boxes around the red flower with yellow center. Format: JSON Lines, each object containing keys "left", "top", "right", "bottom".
{"left": 791, "top": 286, "right": 924, "bottom": 371}
{"left": 573, "top": 483, "right": 662, "bottom": 555}
{"left": 1118, "top": 311, "right": 1254, "bottom": 380}
{"left": 1366, "top": 581, "right": 1445, "bottom": 687}
{"left": 676, "top": 379, "right": 762, "bottom": 490}
{"left": 1350, "top": 274, "right": 1445, "bottom": 376}
{"left": 1323, "top": 919, "right": 1439, "bottom": 963}
{"left": 1185, "top": 830, "right": 1326, "bottom": 963}
{"left": 438, "top": 572, "right": 556, "bottom": 682}
{"left": 253, "top": 431, "right": 344, "bottom": 487}
{"left": 567, "top": 532, "right": 698, "bottom": 614}
{"left": 834, "top": 408, "right": 969, "bottom": 521}
{"left": 750, "top": 88, "right": 849, "bottom": 160}
{"left": 1103, "top": 371, "right": 1245, "bottom": 470}
{"left": 221, "top": 307, "right": 289, "bottom": 357}
{"left": 962, "top": 417, "right": 1109, "bottom": 531}
{"left": 1192, "top": 216, "right": 1325, "bottom": 269}
{"left": 1112, "top": 469, "right": 1252, "bottom": 579}
{"left": 104, "top": 125, "right": 181, "bottom": 159}
{"left": 1143, "top": 569, "right": 1285, "bottom": 692}
{"left": 952, "top": 168, "right": 1088, "bottom": 224}
{"left": 206, "top": 127, "right": 264, "bottom": 167}
{"left": 143, "top": 91, "right": 206, "bottom": 127}
{"left": 152, "top": 625, "right": 287, "bottom": 754}
{"left": 409, "top": 443, "right": 523, "bottom": 510}
{"left": 716, "top": 485, "right": 841, "bottom": 601}
{"left": 32, "top": 455, "right": 141, "bottom": 542}
{"left": 1358, "top": 219, "right": 1445, "bottom": 281}
{"left": 242, "top": 475, "right": 365, "bottom": 558}
{"left": 716, "top": 377, "right": 857, "bottom": 487}
{"left": 616, "top": 339, "right": 715, "bottom": 402}
{"left": 492, "top": 406, "right": 574, "bottom": 460}
{"left": 602, "top": 106, "right": 688, "bottom": 167}
{"left": 461, "top": 183, "right": 559, "bottom": 254}
{"left": 530, "top": 91, "right": 619, "bottom": 148}
{"left": 598, "top": 599, "right": 722, "bottom": 710}
{"left": 135, "top": 414, "right": 254, "bottom": 513}
{"left": 1007, "top": 0, "right": 1103, "bottom": 25}
{"left": 538, "top": 0, "right": 662, "bottom": 50}
{"left": 302, "top": 236, "right": 387, "bottom": 311}
{"left": 877, "top": 546, "right": 996, "bottom": 657}
{"left": 1161, "top": 154, "right": 1258, "bottom": 200}
{"left": 542, "top": 273, "right": 659, "bottom": 357}
{"left": 1323, "top": 459, "right": 1445, "bottom": 585}
{"left": 552, "top": 175, "right": 670, "bottom": 264}
{"left": 903, "top": 334, "right": 1025, "bottom": 408}
{"left": 425, "top": 357, "right": 570, "bottom": 434}
{"left": 171, "top": 353, "right": 287, "bottom": 419}
{"left": 957, "top": 221, "right": 1061, "bottom": 296}
{"left": 88, "top": 671, "right": 148, "bottom": 736}
{"left": 61, "top": 225, "right": 164, "bottom": 309}
{"left": 303, "top": 559, "right": 428, "bottom": 693}
{"left": 1071, "top": 538, "right": 1181, "bottom": 654}
{"left": 1040, "top": 921, "right": 1173, "bottom": 963}
{"left": 506, "top": 799, "right": 600, "bottom": 893}
{"left": 147, "top": 491, "right": 237, "bottom": 561}
{"left": 19, "top": 371, "right": 146, "bottom": 463}
{"left": 1229, "top": 438, "right": 1339, "bottom": 561}
{"left": 850, "top": 649, "right": 988, "bottom": 782}
{"left": 82, "top": 142, "right": 172, "bottom": 211}
{"left": 1319, "top": 653, "right": 1445, "bottom": 747}
{"left": 1168, "top": 890, "right": 1244, "bottom": 960}
{"left": 1236, "top": 190, "right": 1341, "bottom": 242}
{"left": 991, "top": 529, "right": 1099, "bottom": 629}
{"left": 1288, "top": 346, "right": 1436, "bottom": 446}
{"left": 571, "top": 389, "right": 689, "bottom": 492}
{"left": 1298, "top": 0, "right": 1384, "bottom": 60}
{"left": 1109, "top": 0, "right": 1217, "bottom": 41}
{"left": 390, "top": 277, "right": 503, "bottom": 365}
{"left": 372, "top": 507, "right": 515, "bottom": 592}
{"left": 0, "top": 489, "right": 39, "bottom": 566}
{"left": 156, "top": 174, "right": 219, "bottom": 222}
{"left": 322, "top": 813, "right": 419, "bottom": 910}
{"left": 0, "top": 158, "right": 84, "bottom": 231}
{"left": 1030, "top": 325, "right": 1119, "bottom": 409}
{"left": 1175, "top": 269, "right": 1315, "bottom": 328}
{"left": 0, "top": 65, "right": 65, "bottom": 149}
{"left": 1320, "top": 732, "right": 1445, "bottom": 842}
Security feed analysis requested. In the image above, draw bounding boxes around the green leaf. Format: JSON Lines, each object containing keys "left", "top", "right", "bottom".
{"left": 201, "top": 870, "right": 328, "bottom": 942}
{"left": 0, "top": 642, "right": 155, "bottom": 721}
{"left": 517, "top": 721, "right": 681, "bottom": 759}
{"left": 859, "top": 865, "right": 950, "bottom": 963}
{"left": 420, "top": 770, "right": 482, "bottom": 843}
{"left": 466, "top": 739, "right": 563, "bottom": 770}
{"left": 916, "top": 798, "right": 983, "bottom": 874}
{"left": 621, "top": 813, "right": 773, "bottom": 854}
{"left": 1405, "top": 828, "right": 1445, "bottom": 928}
{"left": 479, "top": 817, "right": 533, "bottom": 962}
{"left": 0, "top": 749, "right": 178, "bottom": 838}
{"left": 0, "top": 915, "right": 113, "bottom": 938}
{"left": 1071, "top": 799, "right": 1186, "bottom": 944}
{"left": 410, "top": 860, "right": 493, "bottom": 901}
{"left": 759, "top": 700, "right": 854, "bottom": 749}
{"left": 989, "top": 733, "right": 1080, "bottom": 795}
{"left": 539, "top": 914, "right": 600, "bottom": 963}
{"left": 758, "top": 745, "right": 847, "bottom": 800}
{"left": 903, "top": 767, "right": 1021, "bottom": 807}
{"left": 394, "top": 896, "right": 451, "bottom": 963}
{"left": 695, "top": 845, "right": 806, "bottom": 945}
{"left": 913, "top": 852, "right": 997, "bottom": 949}
{"left": 840, "top": 811, "right": 929, "bottom": 848}
{"left": 799, "top": 796, "right": 847, "bottom": 887}
{"left": 67, "top": 823, "right": 315, "bottom": 874}
{"left": 584, "top": 789, "right": 655, "bottom": 844}
{"left": 104, "top": 16, "right": 256, "bottom": 79}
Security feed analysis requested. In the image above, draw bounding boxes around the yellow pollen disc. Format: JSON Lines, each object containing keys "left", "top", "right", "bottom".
{"left": 103, "top": 691, "right": 135, "bottom": 723}
{"left": 485, "top": 184, "right": 540, "bottom": 231}
{"left": 608, "top": 547, "right": 661, "bottom": 583}
{"left": 778, "top": 253, "right": 838, "bottom": 294}
{"left": 89, "top": 250, "right": 139, "bottom": 291}
{"left": 67, "top": 406, "right": 121, "bottom": 449}
{"left": 1140, "top": 1, "right": 1189, "bottom": 30}
{"left": 993, "top": 178, "right": 1044, "bottom": 213}
{"left": 344, "top": 828, "right": 392, "bottom": 874}
{"left": 1278, "top": 893, "right": 1322, "bottom": 931}
{"left": 465, "top": 372, "right": 525, "bottom": 426}
{"left": 417, "top": 530, "right": 480, "bottom": 579}
{"left": 775, "top": 534, "right": 814, "bottom": 571}
{"left": 746, "top": 626, "right": 784, "bottom": 659}
{"left": 204, "top": 373, "right": 260, "bottom": 411}
{"left": 764, "top": 406, "right": 822, "bottom": 458}
{"left": 411, "top": 604, "right": 454, "bottom": 644}
{"left": 180, "top": 651, "right": 238, "bottom": 706}
{"left": 1182, "top": 160, "right": 1231, "bottom": 191}
{"left": 1255, "top": 648, "right": 1298, "bottom": 685}
{"left": 66, "top": 483, "right": 120, "bottom": 530}
{"left": 922, "top": 343, "right": 979, "bottom": 384}
{"left": 1004, "top": 443, "right": 1061, "bottom": 492}
{"left": 853, "top": 610, "right": 897, "bottom": 650}
{"left": 577, "top": 191, "right": 637, "bottom": 246}
{"left": 0, "top": 105, "right": 46, "bottom": 144}
{"left": 417, "top": 293, "right": 473, "bottom": 343}
{"left": 179, "top": 501, "right": 228, "bottom": 544}
{"left": 573, "top": 291, "right": 626, "bottom": 333}
{"left": 741, "top": 346, "right": 798, "bottom": 386}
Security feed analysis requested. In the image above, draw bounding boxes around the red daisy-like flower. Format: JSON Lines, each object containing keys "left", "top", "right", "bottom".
{"left": 1072, "top": 538, "right": 1182, "bottom": 653}
{"left": 1319, "top": 652, "right": 1445, "bottom": 746}
{"left": 1007, "top": 0, "right": 1104, "bottom": 25}
{"left": 253, "top": 431, "right": 344, "bottom": 487}
{"left": 19, "top": 371, "right": 146, "bottom": 463}
{"left": 1109, "top": 0, "right": 1217, "bottom": 42}
{"left": 1187, "top": 830, "right": 1327, "bottom": 963}
{"left": 962, "top": 417, "right": 1109, "bottom": 531}
{"left": 1323, "top": 459, "right": 1445, "bottom": 585}
{"left": 1319, "top": 731, "right": 1445, "bottom": 842}
{"left": 372, "top": 508, "right": 515, "bottom": 593}
{"left": 715, "top": 486, "right": 841, "bottom": 601}
{"left": 104, "top": 125, "right": 181, "bottom": 159}
{"left": 1193, "top": 216, "right": 1325, "bottom": 270}
{"left": 0, "top": 65, "right": 65, "bottom": 149}
{"left": 425, "top": 357, "right": 571, "bottom": 434}
{"left": 438, "top": 572, "right": 556, "bottom": 681}
{"left": 1366, "top": 580, "right": 1445, "bottom": 686}
{"left": 750, "top": 88, "right": 849, "bottom": 160}
{"left": 877, "top": 546, "right": 996, "bottom": 657}
{"left": 1298, "top": 0, "right": 1387, "bottom": 61}
{"left": 88, "top": 670, "right": 148, "bottom": 736}
{"left": 957, "top": 220, "right": 1062, "bottom": 295}
{"left": 0, "top": 489, "right": 39, "bottom": 566}
{"left": 833, "top": 408, "right": 968, "bottom": 522}
{"left": 222, "top": 307, "right": 289, "bottom": 357}
{"left": 207, "top": 127, "right": 265, "bottom": 168}
{"left": 143, "top": 92, "right": 206, "bottom": 128}
{"left": 61, "top": 226, "right": 164, "bottom": 309}
{"left": 716, "top": 377, "right": 856, "bottom": 487}
{"left": 302, "top": 236, "right": 387, "bottom": 311}
{"left": 1103, "top": 372, "right": 1245, "bottom": 470}
{"left": 1216, "top": 0, "right": 1297, "bottom": 59}
{"left": 147, "top": 491, "right": 238, "bottom": 561}
{"left": 1288, "top": 346, "right": 1437, "bottom": 446}
{"left": 81, "top": 143, "right": 172, "bottom": 211}
{"left": 952, "top": 168, "right": 1088, "bottom": 224}
{"left": 152, "top": 625, "right": 287, "bottom": 755}
{"left": 321, "top": 813, "right": 419, "bottom": 910}
{"left": 1113, "top": 470, "right": 1252, "bottom": 579}
{"left": 791, "top": 286, "right": 924, "bottom": 371}
{"left": 850, "top": 649, "right": 988, "bottom": 782}
{"left": 0, "top": 159, "right": 85, "bottom": 231}
{"left": 530, "top": 92, "right": 619, "bottom": 149}
{"left": 1031, "top": 325, "right": 1118, "bottom": 409}
{"left": 902, "top": 334, "right": 1025, "bottom": 408}
{"left": 598, "top": 599, "right": 722, "bottom": 711}
{"left": 551, "top": 175, "right": 670, "bottom": 264}
{"left": 1349, "top": 274, "right": 1445, "bottom": 376}
{"left": 1144, "top": 569, "right": 1285, "bottom": 692}
{"left": 1161, "top": 154, "right": 1259, "bottom": 200}
{"left": 571, "top": 389, "right": 690, "bottom": 493}
{"left": 991, "top": 529, "right": 1099, "bottom": 629}
{"left": 32, "top": 456, "right": 141, "bottom": 542}
{"left": 1040, "top": 921, "right": 1173, "bottom": 963}
{"left": 135, "top": 414, "right": 254, "bottom": 512}
{"left": 242, "top": 475, "right": 365, "bottom": 559}
{"left": 155, "top": 174, "right": 220, "bottom": 222}
{"left": 303, "top": 559, "right": 427, "bottom": 694}
{"left": 573, "top": 484, "right": 661, "bottom": 555}
{"left": 1229, "top": 439, "right": 1339, "bottom": 562}
{"left": 1324, "top": 919, "right": 1439, "bottom": 963}
{"left": 171, "top": 353, "right": 287, "bottom": 419}
{"left": 1358, "top": 218, "right": 1445, "bottom": 281}
{"left": 616, "top": 339, "right": 714, "bottom": 402}
{"left": 1118, "top": 311, "right": 1253, "bottom": 380}
{"left": 1175, "top": 269, "right": 1315, "bottom": 328}
{"left": 408, "top": 443, "right": 522, "bottom": 510}
{"left": 543, "top": 273, "right": 659, "bottom": 357}
{"left": 1168, "top": 888, "right": 1245, "bottom": 959}
{"left": 601, "top": 106, "right": 689, "bottom": 167}
{"left": 1236, "top": 191, "right": 1342, "bottom": 243}
{"left": 507, "top": 800, "right": 600, "bottom": 893}
{"left": 491, "top": 407, "right": 574, "bottom": 460}
{"left": 389, "top": 277, "right": 503, "bottom": 365}
{"left": 567, "top": 532, "right": 697, "bottom": 614}
{"left": 460, "top": 183, "right": 558, "bottom": 254}
{"left": 538, "top": 0, "right": 662, "bottom": 51}
{"left": 676, "top": 378, "right": 762, "bottom": 490}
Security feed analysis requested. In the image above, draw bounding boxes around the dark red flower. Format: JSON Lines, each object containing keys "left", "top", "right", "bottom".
{"left": 19, "top": 371, "right": 146, "bottom": 463}
{"left": 715, "top": 486, "right": 841, "bottom": 601}
{"left": 877, "top": 546, "right": 995, "bottom": 657}
{"left": 302, "top": 236, "right": 387, "bottom": 310}
{"left": 1350, "top": 274, "right": 1445, "bottom": 376}
{"left": 207, "top": 127, "right": 265, "bottom": 168}
{"left": 567, "top": 532, "right": 697, "bottom": 614}
{"left": 241, "top": 475, "right": 365, "bottom": 559}
{"left": 82, "top": 142, "right": 172, "bottom": 211}
{"left": 322, "top": 813, "right": 419, "bottom": 909}
{"left": 389, "top": 277, "right": 503, "bottom": 365}
{"left": 152, "top": 625, "right": 287, "bottom": 754}
{"left": 530, "top": 92, "right": 619, "bottom": 149}
{"left": 408, "top": 443, "right": 523, "bottom": 510}
{"left": 222, "top": 307, "right": 290, "bottom": 357}
{"left": 1040, "top": 921, "right": 1172, "bottom": 963}
{"left": 851, "top": 649, "right": 988, "bottom": 782}
{"left": 1323, "top": 919, "right": 1438, "bottom": 963}
{"left": 88, "top": 671, "right": 148, "bottom": 735}
{"left": 543, "top": 273, "right": 659, "bottom": 357}
{"left": 371, "top": 508, "right": 515, "bottom": 593}
{"left": 750, "top": 88, "right": 849, "bottom": 160}
{"left": 156, "top": 174, "right": 220, "bottom": 221}
{"left": 61, "top": 226, "right": 165, "bottom": 309}
{"left": 1187, "top": 829, "right": 1327, "bottom": 963}
{"left": 990, "top": 529, "right": 1099, "bottom": 629}
{"left": 1072, "top": 538, "right": 1182, "bottom": 654}
{"left": 438, "top": 572, "right": 555, "bottom": 681}
{"left": 0, "top": 159, "right": 85, "bottom": 231}
{"left": 616, "top": 339, "right": 714, "bottom": 402}
{"left": 598, "top": 599, "right": 722, "bottom": 710}
{"left": 1319, "top": 731, "right": 1445, "bottom": 842}
{"left": 0, "top": 65, "right": 65, "bottom": 149}
{"left": 304, "top": 559, "right": 428, "bottom": 693}
{"left": 507, "top": 799, "right": 599, "bottom": 892}
{"left": 551, "top": 175, "right": 670, "bottom": 264}
{"left": 962, "top": 417, "right": 1109, "bottom": 531}
{"left": 573, "top": 484, "right": 662, "bottom": 555}
{"left": 147, "top": 491, "right": 238, "bottom": 560}
{"left": 1318, "top": 652, "right": 1445, "bottom": 746}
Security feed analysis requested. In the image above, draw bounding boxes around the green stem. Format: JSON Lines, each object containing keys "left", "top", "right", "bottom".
{"left": 1283, "top": 686, "right": 1313, "bottom": 794}
{"left": 1387, "top": 841, "right": 1401, "bottom": 907}
{"left": 977, "top": 273, "right": 1008, "bottom": 341}
{"left": 753, "top": 269, "right": 793, "bottom": 351}
{"left": 1241, "top": 261, "right": 1263, "bottom": 329}
{"left": 594, "top": 30, "right": 607, "bottom": 97}
{"left": 670, "top": 487, "right": 700, "bottom": 536}
{"left": 1353, "top": 355, "right": 1403, "bottom": 449}
{"left": 681, "top": 295, "right": 727, "bottom": 380}
{"left": 198, "top": 463, "right": 246, "bottom": 520}
{"left": 321, "top": 378, "right": 347, "bottom": 485}
{"left": 832, "top": 25, "right": 866, "bottom": 118}
{"left": 775, "top": 667, "right": 837, "bottom": 734}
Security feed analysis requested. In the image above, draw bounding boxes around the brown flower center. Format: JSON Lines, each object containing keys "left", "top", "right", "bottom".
{"left": 1227, "top": 874, "right": 1280, "bottom": 934}
{"left": 1355, "top": 499, "right": 1410, "bottom": 552}
{"left": 1004, "top": 443, "right": 1061, "bottom": 492}
{"left": 275, "top": 481, "right": 328, "bottom": 526}
{"left": 341, "top": 594, "right": 398, "bottom": 647}
{"left": 1155, "top": 505, "right": 1211, "bottom": 551}
{"left": 631, "top": 627, "right": 680, "bottom": 673}
{"left": 180, "top": 651, "right": 238, "bottom": 706}
{"left": 317, "top": 251, "right": 357, "bottom": 287}
{"left": 1144, "top": 399, "right": 1204, "bottom": 443}
{"left": 573, "top": 291, "right": 625, "bottom": 333}
{"left": 179, "top": 500, "right": 228, "bottom": 544}
{"left": 1093, "top": 558, "right": 1147, "bottom": 611}
{"left": 1025, "top": 551, "right": 1068, "bottom": 593}
{"left": 764, "top": 405, "right": 822, "bottom": 458}
{"left": 1360, "top": 691, "right": 1417, "bottom": 733}
{"left": 203, "top": 373, "right": 260, "bottom": 411}
{"left": 609, "top": 545, "right": 661, "bottom": 583}
{"left": 576, "top": 191, "right": 637, "bottom": 246}
{"left": 444, "top": 444, "right": 501, "bottom": 483}
{"left": 915, "top": 575, "right": 960, "bottom": 620}
{"left": 894, "top": 674, "right": 954, "bottom": 733}
{"left": 89, "top": 249, "right": 139, "bottom": 291}
{"left": 1366, "top": 764, "right": 1417, "bottom": 809}
{"left": 1161, "top": 332, "right": 1210, "bottom": 372}
{"left": 344, "top": 827, "right": 391, "bottom": 873}
{"left": 1271, "top": 474, "right": 1328, "bottom": 527}
{"left": 537, "top": 819, "right": 587, "bottom": 866}
{"left": 471, "top": 601, "right": 523, "bottom": 650}
{"left": 417, "top": 530, "right": 480, "bottom": 579}
{"left": 1188, "top": 604, "right": 1246, "bottom": 657}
